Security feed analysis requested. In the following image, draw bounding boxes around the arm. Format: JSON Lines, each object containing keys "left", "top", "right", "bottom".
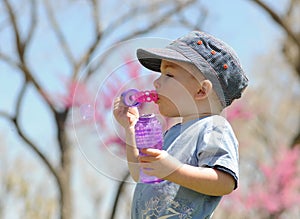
{"left": 167, "top": 164, "right": 235, "bottom": 196}
{"left": 139, "top": 148, "right": 235, "bottom": 196}
{"left": 113, "top": 97, "right": 140, "bottom": 182}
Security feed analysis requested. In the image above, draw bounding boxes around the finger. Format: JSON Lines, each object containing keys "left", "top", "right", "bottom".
{"left": 140, "top": 162, "right": 152, "bottom": 170}
{"left": 140, "top": 148, "right": 162, "bottom": 156}
{"left": 113, "top": 97, "right": 125, "bottom": 112}
{"left": 113, "top": 97, "right": 121, "bottom": 107}
{"left": 128, "top": 106, "right": 139, "bottom": 117}
{"left": 127, "top": 108, "right": 138, "bottom": 117}
{"left": 138, "top": 155, "right": 156, "bottom": 162}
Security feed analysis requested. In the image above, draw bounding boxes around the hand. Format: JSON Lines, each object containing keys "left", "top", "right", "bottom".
{"left": 138, "top": 148, "right": 183, "bottom": 180}
{"left": 113, "top": 97, "right": 139, "bottom": 130}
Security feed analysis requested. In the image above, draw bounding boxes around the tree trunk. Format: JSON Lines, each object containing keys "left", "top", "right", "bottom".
{"left": 110, "top": 172, "right": 131, "bottom": 219}
{"left": 291, "top": 131, "right": 300, "bottom": 147}
{"left": 58, "top": 146, "right": 72, "bottom": 219}
{"left": 56, "top": 111, "right": 73, "bottom": 219}
{"left": 60, "top": 173, "right": 72, "bottom": 219}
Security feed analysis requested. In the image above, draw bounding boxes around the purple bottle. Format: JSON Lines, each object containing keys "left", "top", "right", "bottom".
{"left": 121, "top": 89, "right": 158, "bottom": 107}
{"left": 135, "top": 114, "right": 164, "bottom": 183}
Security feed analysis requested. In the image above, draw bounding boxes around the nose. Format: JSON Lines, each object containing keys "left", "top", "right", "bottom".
{"left": 153, "top": 76, "right": 160, "bottom": 89}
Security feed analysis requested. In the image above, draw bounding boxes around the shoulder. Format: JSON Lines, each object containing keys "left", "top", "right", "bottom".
{"left": 203, "top": 115, "right": 231, "bottom": 126}
{"left": 191, "top": 115, "right": 233, "bottom": 132}
{"left": 196, "top": 115, "right": 237, "bottom": 146}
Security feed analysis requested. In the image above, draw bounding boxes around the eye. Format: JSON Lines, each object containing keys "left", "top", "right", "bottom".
{"left": 166, "top": 73, "right": 174, "bottom": 78}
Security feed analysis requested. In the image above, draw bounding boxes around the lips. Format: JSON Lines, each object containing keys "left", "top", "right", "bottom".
{"left": 154, "top": 94, "right": 160, "bottom": 104}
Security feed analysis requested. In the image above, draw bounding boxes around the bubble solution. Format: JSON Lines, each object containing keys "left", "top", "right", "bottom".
{"left": 135, "top": 114, "right": 164, "bottom": 183}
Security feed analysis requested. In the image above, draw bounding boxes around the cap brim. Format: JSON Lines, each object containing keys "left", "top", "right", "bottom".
{"left": 136, "top": 48, "right": 191, "bottom": 72}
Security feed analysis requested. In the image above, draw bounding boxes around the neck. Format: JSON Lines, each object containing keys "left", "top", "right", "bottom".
{"left": 181, "top": 112, "right": 216, "bottom": 124}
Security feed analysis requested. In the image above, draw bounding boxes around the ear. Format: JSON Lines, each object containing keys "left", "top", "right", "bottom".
{"left": 194, "top": 80, "right": 212, "bottom": 100}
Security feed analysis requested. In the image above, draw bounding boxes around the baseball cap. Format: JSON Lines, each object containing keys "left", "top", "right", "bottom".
{"left": 136, "top": 31, "right": 248, "bottom": 107}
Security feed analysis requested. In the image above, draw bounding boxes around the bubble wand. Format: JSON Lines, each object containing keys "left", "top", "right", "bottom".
{"left": 121, "top": 89, "right": 158, "bottom": 107}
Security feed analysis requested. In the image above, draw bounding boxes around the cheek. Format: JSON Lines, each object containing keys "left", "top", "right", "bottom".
{"left": 158, "top": 79, "right": 196, "bottom": 106}
{"left": 161, "top": 95, "right": 186, "bottom": 114}
{"left": 165, "top": 89, "right": 194, "bottom": 104}
{"left": 159, "top": 81, "right": 183, "bottom": 98}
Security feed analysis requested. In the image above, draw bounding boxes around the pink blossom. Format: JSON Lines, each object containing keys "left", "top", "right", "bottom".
{"left": 222, "top": 147, "right": 300, "bottom": 217}
{"left": 104, "top": 136, "right": 125, "bottom": 149}
{"left": 54, "top": 79, "right": 93, "bottom": 108}
{"left": 225, "top": 101, "right": 253, "bottom": 122}
{"left": 124, "top": 56, "right": 141, "bottom": 80}
{"left": 257, "top": 147, "right": 300, "bottom": 214}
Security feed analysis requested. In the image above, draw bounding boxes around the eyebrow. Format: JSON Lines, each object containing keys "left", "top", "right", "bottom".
{"left": 160, "top": 60, "right": 177, "bottom": 72}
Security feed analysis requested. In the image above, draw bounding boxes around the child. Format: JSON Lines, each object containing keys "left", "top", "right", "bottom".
{"left": 113, "top": 31, "right": 248, "bottom": 219}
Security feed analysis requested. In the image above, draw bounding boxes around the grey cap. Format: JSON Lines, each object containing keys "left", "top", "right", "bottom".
{"left": 137, "top": 31, "right": 248, "bottom": 107}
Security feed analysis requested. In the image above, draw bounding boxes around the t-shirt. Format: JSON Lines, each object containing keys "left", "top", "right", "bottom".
{"left": 131, "top": 115, "right": 239, "bottom": 219}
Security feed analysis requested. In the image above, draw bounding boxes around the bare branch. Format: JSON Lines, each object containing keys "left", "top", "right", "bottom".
{"left": 19, "top": 62, "right": 58, "bottom": 114}
{"left": 285, "top": 0, "right": 298, "bottom": 17}
{"left": 91, "top": 0, "right": 101, "bottom": 35}
{"left": 24, "top": 0, "right": 38, "bottom": 45}
{"left": 250, "top": 0, "right": 300, "bottom": 47}
{"left": 102, "top": 0, "right": 195, "bottom": 40}
{"left": 0, "top": 80, "right": 60, "bottom": 186}
{"left": 101, "top": 5, "right": 139, "bottom": 39}
{"left": 14, "top": 78, "right": 26, "bottom": 118}
{"left": 87, "top": 0, "right": 196, "bottom": 78}
{"left": 0, "top": 111, "right": 11, "bottom": 120}
{"left": 74, "top": 0, "right": 103, "bottom": 80}
{"left": 13, "top": 117, "right": 61, "bottom": 192}
{"left": 176, "top": 4, "right": 208, "bottom": 31}
{"left": 0, "top": 53, "right": 19, "bottom": 68}
{"left": 0, "top": 53, "right": 58, "bottom": 115}
{"left": 109, "top": 171, "right": 130, "bottom": 219}
{"left": 291, "top": 132, "right": 300, "bottom": 147}
{"left": 1, "top": 1, "right": 63, "bottom": 201}
{"left": 44, "top": 0, "right": 76, "bottom": 65}
{"left": 3, "top": 0, "right": 25, "bottom": 61}
{"left": 2, "top": 0, "right": 57, "bottom": 114}
{"left": 114, "top": 0, "right": 196, "bottom": 41}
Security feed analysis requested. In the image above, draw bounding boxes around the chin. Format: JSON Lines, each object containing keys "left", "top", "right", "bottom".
{"left": 158, "top": 107, "right": 179, "bottom": 118}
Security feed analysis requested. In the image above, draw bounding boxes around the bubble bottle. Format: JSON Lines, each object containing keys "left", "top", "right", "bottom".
{"left": 121, "top": 89, "right": 163, "bottom": 183}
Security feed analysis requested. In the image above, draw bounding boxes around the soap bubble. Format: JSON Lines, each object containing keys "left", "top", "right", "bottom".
{"left": 80, "top": 104, "right": 93, "bottom": 120}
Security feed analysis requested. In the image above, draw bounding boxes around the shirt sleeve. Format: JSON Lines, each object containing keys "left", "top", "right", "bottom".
{"left": 196, "top": 118, "right": 239, "bottom": 189}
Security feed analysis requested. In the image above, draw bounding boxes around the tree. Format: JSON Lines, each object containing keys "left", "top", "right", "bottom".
{"left": 0, "top": 134, "right": 57, "bottom": 219}
{"left": 219, "top": 144, "right": 300, "bottom": 219}
{"left": 250, "top": 0, "right": 300, "bottom": 147}
{"left": 211, "top": 2, "right": 300, "bottom": 217}
{"left": 0, "top": 0, "right": 205, "bottom": 218}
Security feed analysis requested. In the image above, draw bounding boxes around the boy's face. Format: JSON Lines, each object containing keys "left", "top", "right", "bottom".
{"left": 153, "top": 60, "right": 204, "bottom": 118}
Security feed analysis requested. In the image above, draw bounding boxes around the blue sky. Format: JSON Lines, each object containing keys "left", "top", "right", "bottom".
{"left": 0, "top": 0, "right": 283, "bottom": 184}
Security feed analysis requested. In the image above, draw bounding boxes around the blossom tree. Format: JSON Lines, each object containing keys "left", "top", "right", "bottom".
{"left": 220, "top": 145, "right": 300, "bottom": 219}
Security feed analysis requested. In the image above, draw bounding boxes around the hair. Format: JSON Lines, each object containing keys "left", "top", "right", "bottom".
{"left": 183, "top": 62, "right": 224, "bottom": 113}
